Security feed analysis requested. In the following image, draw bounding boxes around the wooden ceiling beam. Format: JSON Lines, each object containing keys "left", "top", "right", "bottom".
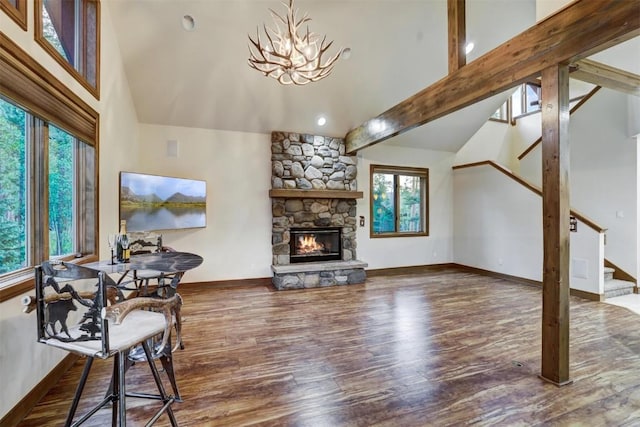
{"left": 448, "top": 0, "right": 466, "bottom": 73}
{"left": 345, "top": 0, "right": 640, "bottom": 154}
{"left": 570, "top": 59, "right": 640, "bottom": 96}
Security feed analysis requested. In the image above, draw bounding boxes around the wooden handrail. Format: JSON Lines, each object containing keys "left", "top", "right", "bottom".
{"left": 517, "top": 86, "right": 601, "bottom": 160}
{"left": 452, "top": 160, "right": 607, "bottom": 233}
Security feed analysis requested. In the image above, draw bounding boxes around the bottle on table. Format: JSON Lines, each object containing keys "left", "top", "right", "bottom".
{"left": 116, "top": 220, "right": 130, "bottom": 263}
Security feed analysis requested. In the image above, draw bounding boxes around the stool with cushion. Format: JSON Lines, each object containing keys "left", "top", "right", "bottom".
{"left": 33, "top": 260, "right": 182, "bottom": 427}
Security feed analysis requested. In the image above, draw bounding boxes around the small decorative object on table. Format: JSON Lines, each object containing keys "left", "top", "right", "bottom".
{"left": 107, "top": 233, "right": 117, "bottom": 265}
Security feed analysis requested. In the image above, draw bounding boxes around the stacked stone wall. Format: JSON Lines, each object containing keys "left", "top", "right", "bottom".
{"left": 271, "top": 132, "right": 358, "bottom": 191}
{"left": 271, "top": 131, "right": 359, "bottom": 266}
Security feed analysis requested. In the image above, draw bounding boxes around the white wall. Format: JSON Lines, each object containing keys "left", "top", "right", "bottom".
{"left": 136, "top": 124, "right": 272, "bottom": 282}
{"left": 454, "top": 120, "right": 518, "bottom": 171}
{"left": 457, "top": 80, "right": 594, "bottom": 174}
{"left": 536, "top": 0, "right": 572, "bottom": 21}
{"left": 0, "top": 2, "right": 139, "bottom": 418}
{"left": 356, "top": 144, "right": 455, "bottom": 269}
{"left": 454, "top": 166, "right": 543, "bottom": 281}
{"left": 570, "top": 89, "right": 638, "bottom": 280}
{"left": 570, "top": 222, "right": 605, "bottom": 294}
{"left": 520, "top": 89, "right": 638, "bottom": 279}
{"left": 453, "top": 164, "right": 603, "bottom": 294}
{"left": 630, "top": 96, "right": 640, "bottom": 138}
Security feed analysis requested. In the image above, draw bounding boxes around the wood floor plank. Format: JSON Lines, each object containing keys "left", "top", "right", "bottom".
{"left": 17, "top": 267, "right": 640, "bottom": 426}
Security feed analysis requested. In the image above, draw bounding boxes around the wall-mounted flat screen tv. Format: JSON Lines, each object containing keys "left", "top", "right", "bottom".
{"left": 119, "top": 172, "right": 206, "bottom": 232}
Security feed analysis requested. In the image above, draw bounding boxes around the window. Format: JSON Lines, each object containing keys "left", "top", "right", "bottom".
{"left": 0, "top": 33, "right": 98, "bottom": 301}
{"left": 0, "top": 97, "right": 96, "bottom": 282}
{"left": 370, "top": 165, "right": 429, "bottom": 237}
{"left": 35, "top": 0, "right": 100, "bottom": 98}
{"left": 0, "top": 0, "right": 27, "bottom": 30}
{"left": 48, "top": 125, "right": 76, "bottom": 257}
{"left": 490, "top": 99, "right": 509, "bottom": 123}
{"left": 523, "top": 82, "right": 541, "bottom": 115}
{"left": 0, "top": 99, "right": 28, "bottom": 275}
{"left": 491, "top": 82, "right": 543, "bottom": 124}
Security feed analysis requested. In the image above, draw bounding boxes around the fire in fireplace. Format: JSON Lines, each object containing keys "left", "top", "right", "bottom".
{"left": 290, "top": 227, "right": 341, "bottom": 263}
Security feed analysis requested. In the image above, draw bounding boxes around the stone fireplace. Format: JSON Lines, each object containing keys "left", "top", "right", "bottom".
{"left": 269, "top": 131, "right": 367, "bottom": 290}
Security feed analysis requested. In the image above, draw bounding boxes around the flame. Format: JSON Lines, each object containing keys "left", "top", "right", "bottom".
{"left": 296, "top": 234, "right": 325, "bottom": 255}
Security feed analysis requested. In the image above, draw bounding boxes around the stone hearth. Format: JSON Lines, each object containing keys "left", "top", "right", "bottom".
{"left": 271, "top": 260, "right": 368, "bottom": 290}
{"left": 270, "top": 131, "right": 367, "bottom": 290}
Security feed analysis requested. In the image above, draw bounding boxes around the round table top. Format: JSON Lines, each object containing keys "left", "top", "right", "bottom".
{"left": 128, "top": 251, "right": 203, "bottom": 273}
{"left": 85, "top": 251, "right": 203, "bottom": 275}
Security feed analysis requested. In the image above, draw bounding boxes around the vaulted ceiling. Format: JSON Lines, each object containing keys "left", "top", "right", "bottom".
{"left": 107, "top": 1, "right": 638, "bottom": 152}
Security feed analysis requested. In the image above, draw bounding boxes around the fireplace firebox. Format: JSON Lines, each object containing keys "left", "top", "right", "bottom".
{"left": 290, "top": 227, "right": 341, "bottom": 263}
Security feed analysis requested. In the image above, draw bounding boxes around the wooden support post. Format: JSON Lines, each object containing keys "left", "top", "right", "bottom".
{"left": 447, "top": 0, "right": 466, "bottom": 73}
{"left": 540, "top": 64, "right": 572, "bottom": 386}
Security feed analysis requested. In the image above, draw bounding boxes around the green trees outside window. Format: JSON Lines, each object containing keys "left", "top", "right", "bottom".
{"left": 0, "top": 99, "right": 28, "bottom": 275}
{"left": 370, "top": 165, "right": 429, "bottom": 237}
{"left": 398, "top": 175, "right": 422, "bottom": 232}
{"left": 48, "top": 125, "right": 75, "bottom": 257}
{"left": 0, "top": 97, "right": 93, "bottom": 281}
{"left": 0, "top": 35, "right": 98, "bottom": 296}
{"left": 36, "top": 0, "right": 100, "bottom": 98}
{"left": 372, "top": 173, "right": 395, "bottom": 233}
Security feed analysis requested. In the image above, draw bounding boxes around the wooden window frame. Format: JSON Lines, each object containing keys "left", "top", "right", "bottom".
{"left": 489, "top": 98, "right": 510, "bottom": 124}
{"left": 0, "top": 0, "right": 27, "bottom": 30}
{"left": 0, "top": 33, "right": 99, "bottom": 303}
{"left": 370, "top": 164, "right": 429, "bottom": 238}
{"left": 34, "top": 0, "right": 101, "bottom": 99}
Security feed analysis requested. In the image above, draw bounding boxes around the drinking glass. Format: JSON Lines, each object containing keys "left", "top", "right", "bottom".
{"left": 107, "top": 234, "right": 117, "bottom": 264}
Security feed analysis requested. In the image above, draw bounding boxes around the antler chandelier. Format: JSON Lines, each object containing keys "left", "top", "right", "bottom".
{"left": 248, "top": 0, "right": 342, "bottom": 85}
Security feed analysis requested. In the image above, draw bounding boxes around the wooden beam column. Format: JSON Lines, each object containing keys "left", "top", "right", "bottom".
{"left": 540, "top": 64, "right": 572, "bottom": 386}
{"left": 447, "top": 0, "right": 466, "bottom": 73}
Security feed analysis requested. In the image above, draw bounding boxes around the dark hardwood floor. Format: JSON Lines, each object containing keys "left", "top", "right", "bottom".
{"left": 19, "top": 267, "right": 640, "bottom": 426}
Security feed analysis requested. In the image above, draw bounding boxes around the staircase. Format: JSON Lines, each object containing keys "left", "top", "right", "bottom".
{"left": 604, "top": 266, "right": 636, "bottom": 299}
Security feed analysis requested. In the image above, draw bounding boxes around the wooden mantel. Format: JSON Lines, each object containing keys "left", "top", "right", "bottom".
{"left": 269, "top": 189, "right": 364, "bottom": 199}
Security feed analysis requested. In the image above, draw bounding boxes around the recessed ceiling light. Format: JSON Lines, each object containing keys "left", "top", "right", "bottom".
{"left": 182, "top": 15, "right": 195, "bottom": 31}
{"left": 465, "top": 42, "right": 475, "bottom": 55}
{"left": 317, "top": 116, "right": 327, "bottom": 126}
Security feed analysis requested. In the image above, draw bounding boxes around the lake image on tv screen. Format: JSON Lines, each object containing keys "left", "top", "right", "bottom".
{"left": 120, "top": 173, "right": 206, "bottom": 232}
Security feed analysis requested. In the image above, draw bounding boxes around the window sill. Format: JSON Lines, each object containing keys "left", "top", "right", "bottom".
{"left": 0, "top": 254, "right": 98, "bottom": 303}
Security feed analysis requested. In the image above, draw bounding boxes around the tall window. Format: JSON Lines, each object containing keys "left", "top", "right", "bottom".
{"left": 0, "top": 98, "right": 28, "bottom": 274}
{"left": 48, "top": 125, "right": 76, "bottom": 257}
{"left": 35, "top": 0, "right": 100, "bottom": 98}
{"left": 0, "top": 97, "right": 96, "bottom": 283}
{"left": 370, "top": 165, "right": 429, "bottom": 237}
{"left": 1, "top": 33, "right": 98, "bottom": 300}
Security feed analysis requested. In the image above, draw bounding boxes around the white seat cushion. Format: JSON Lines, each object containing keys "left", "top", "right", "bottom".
{"left": 133, "top": 269, "right": 164, "bottom": 280}
{"left": 45, "top": 310, "right": 168, "bottom": 357}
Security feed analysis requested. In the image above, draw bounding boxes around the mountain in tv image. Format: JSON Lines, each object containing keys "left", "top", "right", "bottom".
{"left": 121, "top": 186, "right": 205, "bottom": 207}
